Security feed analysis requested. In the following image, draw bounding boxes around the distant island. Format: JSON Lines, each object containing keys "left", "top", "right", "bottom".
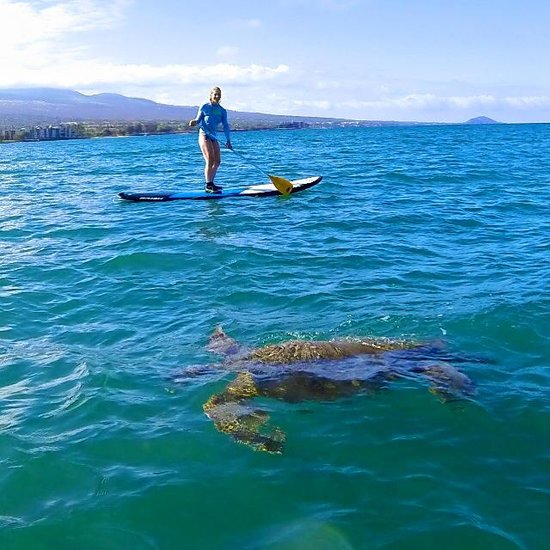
{"left": 464, "top": 116, "right": 499, "bottom": 124}
{"left": 0, "top": 87, "right": 501, "bottom": 143}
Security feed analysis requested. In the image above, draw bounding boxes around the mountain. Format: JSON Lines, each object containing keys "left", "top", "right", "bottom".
{"left": 2, "top": 88, "right": 496, "bottom": 130}
{"left": 0, "top": 87, "right": 343, "bottom": 128}
{"left": 464, "top": 116, "right": 499, "bottom": 125}
{"left": 0, "top": 88, "right": 196, "bottom": 125}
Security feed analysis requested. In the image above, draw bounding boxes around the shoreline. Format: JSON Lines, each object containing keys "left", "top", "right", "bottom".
{"left": 1, "top": 120, "right": 543, "bottom": 145}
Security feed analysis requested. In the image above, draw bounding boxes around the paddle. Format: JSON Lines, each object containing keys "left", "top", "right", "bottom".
{"left": 204, "top": 132, "right": 293, "bottom": 195}
{"left": 228, "top": 147, "right": 293, "bottom": 196}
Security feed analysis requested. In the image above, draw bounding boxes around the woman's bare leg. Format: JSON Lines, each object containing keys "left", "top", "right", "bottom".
{"left": 199, "top": 135, "right": 221, "bottom": 183}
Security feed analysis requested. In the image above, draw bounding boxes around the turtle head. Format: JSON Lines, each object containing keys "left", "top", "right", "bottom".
{"left": 207, "top": 326, "right": 241, "bottom": 356}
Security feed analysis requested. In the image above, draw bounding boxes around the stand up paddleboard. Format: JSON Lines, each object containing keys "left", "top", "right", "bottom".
{"left": 118, "top": 176, "right": 322, "bottom": 202}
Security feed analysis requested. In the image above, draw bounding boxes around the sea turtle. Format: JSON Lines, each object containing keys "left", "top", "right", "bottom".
{"left": 177, "top": 327, "right": 476, "bottom": 454}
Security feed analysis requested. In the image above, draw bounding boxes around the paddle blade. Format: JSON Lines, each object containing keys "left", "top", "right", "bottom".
{"left": 269, "top": 175, "right": 293, "bottom": 196}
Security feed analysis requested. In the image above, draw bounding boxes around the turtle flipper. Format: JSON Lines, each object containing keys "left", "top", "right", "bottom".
{"left": 415, "top": 363, "right": 476, "bottom": 401}
{"left": 203, "top": 372, "right": 286, "bottom": 454}
{"left": 171, "top": 364, "right": 219, "bottom": 384}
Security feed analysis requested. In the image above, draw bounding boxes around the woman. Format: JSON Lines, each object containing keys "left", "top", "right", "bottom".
{"left": 189, "top": 86, "right": 232, "bottom": 193}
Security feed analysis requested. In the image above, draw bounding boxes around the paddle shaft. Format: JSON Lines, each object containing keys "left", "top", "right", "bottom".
{"left": 202, "top": 131, "right": 292, "bottom": 195}
{"left": 203, "top": 131, "right": 267, "bottom": 177}
{"left": 228, "top": 148, "right": 271, "bottom": 179}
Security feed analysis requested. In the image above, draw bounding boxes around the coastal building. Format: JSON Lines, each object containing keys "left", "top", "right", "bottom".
{"left": 19, "top": 123, "right": 80, "bottom": 141}
{"left": 2, "top": 129, "right": 17, "bottom": 141}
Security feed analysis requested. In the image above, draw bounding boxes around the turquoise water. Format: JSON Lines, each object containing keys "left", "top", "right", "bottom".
{"left": 1, "top": 125, "right": 549, "bottom": 549}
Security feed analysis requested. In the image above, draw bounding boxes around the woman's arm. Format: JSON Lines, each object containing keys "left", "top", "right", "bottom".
{"left": 189, "top": 104, "right": 204, "bottom": 127}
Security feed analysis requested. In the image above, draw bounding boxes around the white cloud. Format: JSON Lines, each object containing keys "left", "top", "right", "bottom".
{"left": 1, "top": 58, "right": 290, "bottom": 89}
{"left": 340, "top": 94, "right": 550, "bottom": 112}
{"left": 0, "top": 0, "right": 129, "bottom": 45}
{"left": 289, "top": 99, "right": 332, "bottom": 111}
{"left": 504, "top": 96, "right": 550, "bottom": 108}
{"left": 0, "top": 0, "right": 289, "bottom": 97}
{"left": 0, "top": 0, "right": 131, "bottom": 74}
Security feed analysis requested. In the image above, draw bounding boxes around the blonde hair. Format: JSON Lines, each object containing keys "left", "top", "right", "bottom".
{"left": 210, "top": 86, "right": 222, "bottom": 99}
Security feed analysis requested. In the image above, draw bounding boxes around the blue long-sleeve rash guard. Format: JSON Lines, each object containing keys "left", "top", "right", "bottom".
{"left": 194, "top": 102, "right": 231, "bottom": 142}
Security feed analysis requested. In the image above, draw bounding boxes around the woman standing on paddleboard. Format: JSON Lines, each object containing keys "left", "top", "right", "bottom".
{"left": 189, "top": 86, "right": 232, "bottom": 193}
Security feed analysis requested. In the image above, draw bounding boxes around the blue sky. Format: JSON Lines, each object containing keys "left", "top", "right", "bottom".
{"left": 1, "top": 0, "right": 549, "bottom": 122}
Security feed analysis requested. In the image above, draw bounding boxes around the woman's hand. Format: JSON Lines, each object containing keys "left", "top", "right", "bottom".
{"left": 225, "top": 140, "right": 233, "bottom": 150}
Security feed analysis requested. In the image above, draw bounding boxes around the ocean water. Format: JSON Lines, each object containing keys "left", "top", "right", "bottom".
{"left": 0, "top": 125, "right": 549, "bottom": 549}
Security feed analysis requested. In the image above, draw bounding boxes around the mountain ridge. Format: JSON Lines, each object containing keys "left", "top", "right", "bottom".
{"left": 0, "top": 87, "right": 502, "bottom": 128}
{"left": 0, "top": 87, "right": 345, "bottom": 128}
